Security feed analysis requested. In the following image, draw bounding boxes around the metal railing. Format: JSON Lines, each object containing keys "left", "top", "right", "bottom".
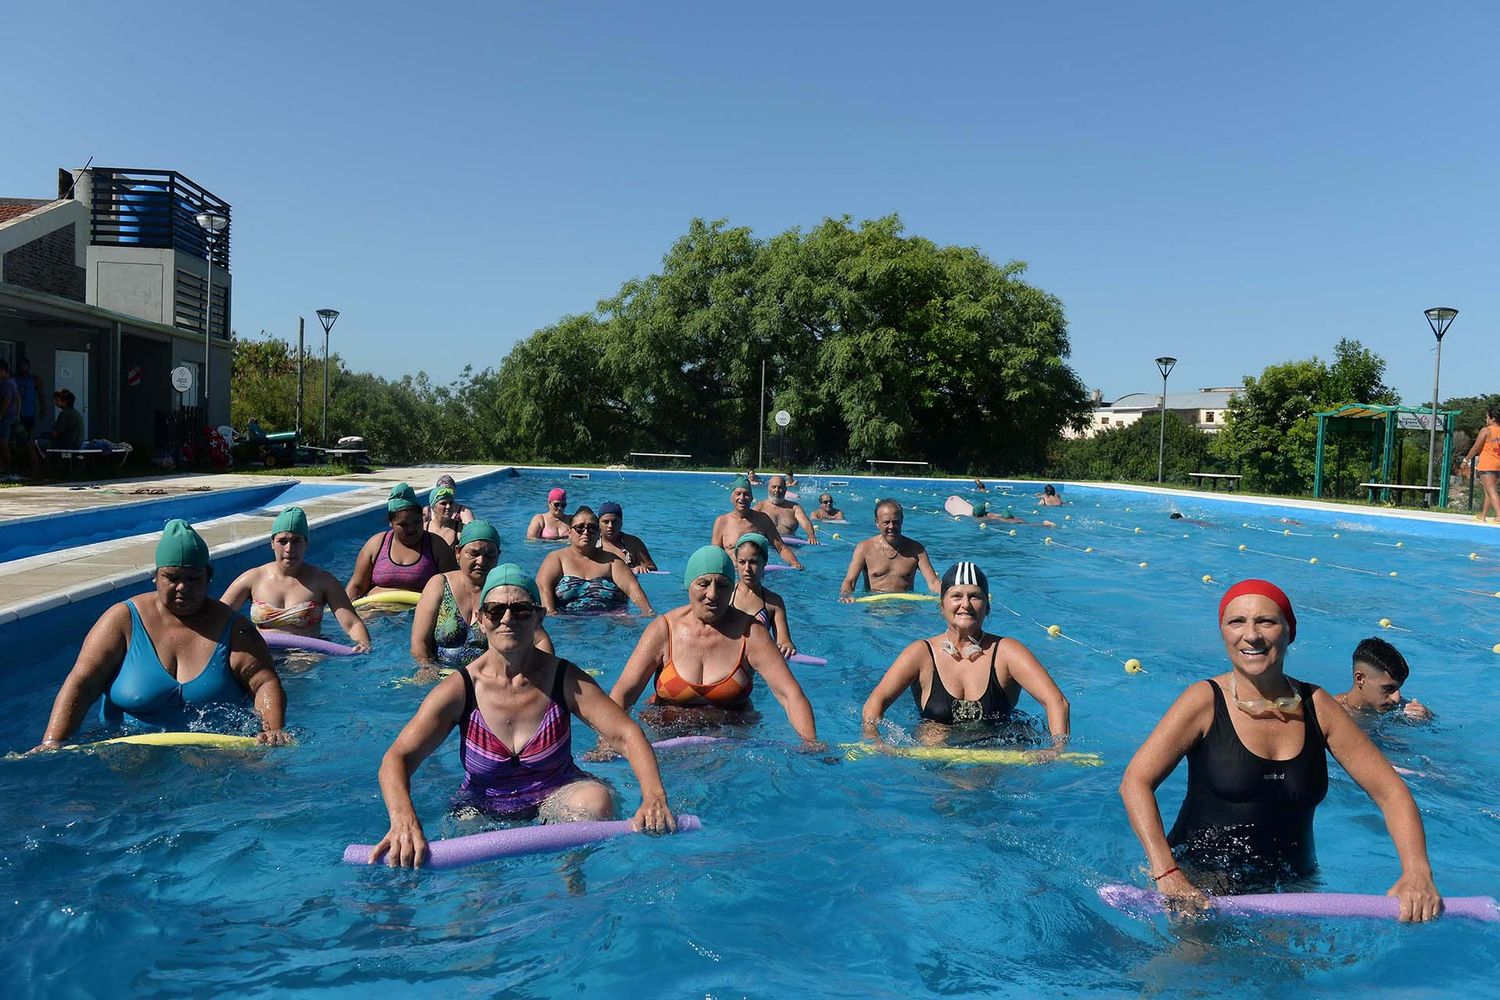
{"left": 87, "top": 168, "right": 232, "bottom": 269}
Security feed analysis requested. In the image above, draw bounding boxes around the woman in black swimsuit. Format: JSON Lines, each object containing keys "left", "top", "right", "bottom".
{"left": 1120, "top": 578, "right": 1442, "bottom": 921}
{"left": 860, "top": 561, "right": 1071, "bottom": 751}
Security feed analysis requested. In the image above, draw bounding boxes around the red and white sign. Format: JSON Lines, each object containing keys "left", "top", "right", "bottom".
{"left": 126, "top": 365, "right": 143, "bottom": 387}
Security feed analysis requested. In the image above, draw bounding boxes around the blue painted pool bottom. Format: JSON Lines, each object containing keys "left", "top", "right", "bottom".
{"left": 1, "top": 469, "right": 1497, "bottom": 997}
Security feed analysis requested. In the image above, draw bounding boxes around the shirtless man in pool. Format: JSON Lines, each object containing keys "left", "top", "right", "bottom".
{"left": 755, "top": 475, "right": 819, "bottom": 543}
{"left": 838, "top": 499, "right": 940, "bottom": 601}
{"left": 710, "top": 476, "right": 803, "bottom": 569}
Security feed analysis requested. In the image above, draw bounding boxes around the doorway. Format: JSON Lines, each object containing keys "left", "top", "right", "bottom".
{"left": 55, "top": 350, "right": 89, "bottom": 437}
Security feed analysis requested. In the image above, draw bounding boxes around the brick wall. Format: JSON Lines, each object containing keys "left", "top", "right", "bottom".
{"left": 2, "top": 224, "right": 86, "bottom": 301}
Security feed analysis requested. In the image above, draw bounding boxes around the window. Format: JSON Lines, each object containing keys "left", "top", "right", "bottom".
{"left": 1100, "top": 417, "right": 1110, "bottom": 425}
{"left": 1205, "top": 412, "right": 1216, "bottom": 423}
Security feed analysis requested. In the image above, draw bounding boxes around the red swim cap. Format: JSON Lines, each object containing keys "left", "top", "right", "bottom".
{"left": 547, "top": 488, "right": 567, "bottom": 502}
{"left": 1218, "top": 579, "right": 1296, "bottom": 643}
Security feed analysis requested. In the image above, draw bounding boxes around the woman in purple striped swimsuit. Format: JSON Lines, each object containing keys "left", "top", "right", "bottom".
{"left": 368, "top": 564, "right": 677, "bottom": 868}
{"left": 346, "top": 482, "right": 459, "bottom": 602}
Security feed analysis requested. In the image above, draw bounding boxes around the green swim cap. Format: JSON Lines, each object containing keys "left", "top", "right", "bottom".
{"left": 387, "top": 482, "right": 419, "bottom": 514}
{"left": 1005, "top": 506, "right": 1014, "bottom": 518}
{"left": 458, "top": 519, "right": 501, "bottom": 549}
{"left": 972, "top": 501, "right": 988, "bottom": 517}
{"left": 155, "top": 519, "right": 210, "bottom": 569}
{"left": 481, "top": 563, "right": 540, "bottom": 604}
{"left": 684, "top": 544, "right": 735, "bottom": 590}
{"left": 731, "top": 476, "right": 752, "bottom": 493}
{"left": 433, "top": 486, "right": 456, "bottom": 503}
{"left": 734, "top": 532, "right": 769, "bottom": 558}
{"left": 271, "top": 506, "right": 309, "bottom": 540}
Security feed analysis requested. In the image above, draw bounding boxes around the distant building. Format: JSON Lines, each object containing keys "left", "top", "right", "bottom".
{"left": 1064, "top": 386, "right": 1240, "bottom": 439}
{"left": 0, "top": 166, "right": 233, "bottom": 448}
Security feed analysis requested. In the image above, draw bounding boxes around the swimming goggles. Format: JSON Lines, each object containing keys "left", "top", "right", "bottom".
{"left": 1231, "top": 676, "right": 1302, "bottom": 714}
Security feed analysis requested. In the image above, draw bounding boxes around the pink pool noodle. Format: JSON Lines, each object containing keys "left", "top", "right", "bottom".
{"left": 788, "top": 653, "right": 827, "bottom": 665}
{"left": 344, "top": 814, "right": 703, "bottom": 869}
{"left": 259, "top": 629, "right": 360, "bottom": 656}
{"left": 649, "top": 735, "right": 728, "bottom": 751}
{"left": 1099, "top": 884, "right": 1498, "bottom": 922}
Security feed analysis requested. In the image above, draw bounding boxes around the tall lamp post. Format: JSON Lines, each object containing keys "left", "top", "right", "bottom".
{"left": 194, "top": 211, "right": 228, "bottom": 410}
{"left": 1423, "top": 307, "right": 1458, "bottom": 488}
{"left": 1155, "top": 356, "right": 1177, "bottom": 484}
{"left": 316, "top": 308, "right": 340, "bottom": 447}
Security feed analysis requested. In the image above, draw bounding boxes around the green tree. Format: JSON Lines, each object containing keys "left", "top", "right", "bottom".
{"left": 1048, "top": 413, "right": 1213, "bottom": 483}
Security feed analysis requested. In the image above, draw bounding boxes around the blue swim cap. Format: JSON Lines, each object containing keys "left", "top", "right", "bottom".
{"left": 458, "top": 519, "right": 501, "bottom": 550}
{"left": 156, "top": 519, "right": 210, "bottom": 569}
{"left": 684, "top": 545, "right": 735, "bottom": 590}
{"left": 271, "top": 506, "right": 309, "bottom": 541}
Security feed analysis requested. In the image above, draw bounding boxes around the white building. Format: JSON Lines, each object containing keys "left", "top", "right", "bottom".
{"left": 1065, "top": 386, "right": 1240, "bottom": 439}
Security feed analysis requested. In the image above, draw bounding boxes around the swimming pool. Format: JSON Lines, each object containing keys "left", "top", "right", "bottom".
{"left": 2, "top": 470, "right": 1496, "bottom": 997}
{"left": 0, "top": 480, "right": 357, "bottom": 565}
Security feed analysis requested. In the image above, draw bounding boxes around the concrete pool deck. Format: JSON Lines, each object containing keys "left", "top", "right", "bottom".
{"left": 0, "top": 464, "right": 510, "bottom": 625}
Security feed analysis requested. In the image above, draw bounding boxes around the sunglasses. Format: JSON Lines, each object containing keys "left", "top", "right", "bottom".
{"left": 478, "top": 602, "right": 538, "bottom": 623}
{"left": 571, "top": 522, "right": 600, "bottom": 535}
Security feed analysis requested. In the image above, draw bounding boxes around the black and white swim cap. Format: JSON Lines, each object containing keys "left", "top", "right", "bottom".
{"left": 940, "top": 561, "right": 989, "bottom": 597}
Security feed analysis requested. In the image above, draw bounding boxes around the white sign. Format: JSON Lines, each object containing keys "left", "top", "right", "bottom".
{"left": 1396, "top": 412, "right": 1445, "bottom": 432}
{"left": 774, "top": 409, "right": 791, "bottom": 428}
{"left": 171, "top": 365, "right": 194, "bottom": 394}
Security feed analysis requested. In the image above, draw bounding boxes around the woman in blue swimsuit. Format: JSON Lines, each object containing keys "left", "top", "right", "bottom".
{"left": 535, "top": 507, "right": 656, "bottom": 616}
{"left": 34, "top": 520, "right": 290, "bottom": 749}
{"left": 728, "top": 533, "right": 798, "bottom": 659}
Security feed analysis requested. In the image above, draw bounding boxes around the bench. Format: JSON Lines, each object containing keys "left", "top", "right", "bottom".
{"left": 1190, "top": 472, "right": 1243, "bottom": 491}
{"left": 1360, "top": 482, "right": 1442, "bottom": 506}
{"left": 46, "top": 443, "right": 134, "bottom": 476}
{"left": 866, "top": 459, "right": 929, "bottom": 472}
{"left": 308, "top": 446, "right": 371, "bottom": 467}
{"left": 628, "top": 452, "right": 691, "bottom": 467}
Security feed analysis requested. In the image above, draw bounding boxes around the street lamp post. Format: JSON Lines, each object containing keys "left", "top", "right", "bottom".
{"left": 1423, "top": 307, "right": 1458, "bottom": 488}
{"left": 194, "top": 211, "right": 228, "bottom": 411}
{"left": 316, "top": 308, "right": 340, "bottom": 447}
{"left": 1155, "top": 356, "right": 1177, "bottom": 484}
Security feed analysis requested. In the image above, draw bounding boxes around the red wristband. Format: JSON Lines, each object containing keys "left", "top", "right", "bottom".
{"left": 1151, "top": 865, "right": 1180, "bottom": 882}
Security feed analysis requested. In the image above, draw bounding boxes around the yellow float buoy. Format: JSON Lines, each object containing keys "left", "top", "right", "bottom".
{"left": 1493, "top": 644, "right": 1500, "bottom": 655}
{"left": 1470, "top": 552, "right": 1479, "bottom": 560}
{"left": 1124, "top": 658, "right": 1143, "bottom": 674}
{"left": 979, "top": 522, "right": 987, "bottom": 530}
{"left": 1044, "top": 536, "right": 1054, "bottom": 545}
{"left": 1084, "top": 546, "right": 1093, "bottom": 553}
{"left": 1283, "top": 529, "right": 1291, "bottom": 536}
{"left": 1396, "top": 542, "right": 1404, "bottom": 549}
{"left": 1390, "top": 571, "right": 1398, "bottom": 577}
{"left": 1134, "top": 527, "right": 1141, "bottom": 534}
{"left": 1138, "top": 561, "right": 1149, "bottom": 568}
{"left": 1332, "top": 532, "right": 1341, "bottom": 539}
{"left": 1238, "top": 544, "right": 1247, "bottom": 552}
{"left": 1202, "top": 574, "right": 1214, "bottom": 583}
{"left": 831, "top": 533, "right": 840, "bottom": 540}
{"left": 1046, "top": 624, "right": 1062, "bottom": 637}
{"left": 1379, "top": 618, "right": 1392, "bottom": 629}
{"left": 1309, "top": 557, "right": 1318, "bottom": 564}
{"left": 1008, "top": 529, "right": 1018, "bottom": 537}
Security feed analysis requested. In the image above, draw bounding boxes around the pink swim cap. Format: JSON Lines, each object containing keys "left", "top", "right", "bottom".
{"left": 547, "top": 488, "right": 567, "bottom": 502}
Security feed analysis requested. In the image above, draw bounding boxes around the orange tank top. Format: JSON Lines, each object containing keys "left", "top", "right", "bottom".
{"left": 1480, "top": 430, "right": 1500, "bottom": 471}
{"left": 653, "top": 619, "right": 754, "bottom": 708}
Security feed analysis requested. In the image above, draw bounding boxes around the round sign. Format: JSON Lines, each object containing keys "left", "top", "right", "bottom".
{"left": 170, "top": 365, "right": 194, "bottom": 393}
{"left": 774, "top": 409, "right": 791, "bottom": 428}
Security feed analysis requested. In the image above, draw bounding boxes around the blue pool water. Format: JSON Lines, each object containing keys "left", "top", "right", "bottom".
{"left": 2, "top": 470, "right": 1498, "bottom": 997}
{"left": 0, "top": 481, "right": 355, "bottom": 565}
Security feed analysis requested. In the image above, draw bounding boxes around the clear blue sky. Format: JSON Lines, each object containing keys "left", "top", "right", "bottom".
{"left": 5, "top": 1, "right": 1496, "bottom": 404}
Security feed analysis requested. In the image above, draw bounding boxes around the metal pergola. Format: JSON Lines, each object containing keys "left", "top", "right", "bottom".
{"left": 1313, "top": 403, "right": 1461, "bottom": 506}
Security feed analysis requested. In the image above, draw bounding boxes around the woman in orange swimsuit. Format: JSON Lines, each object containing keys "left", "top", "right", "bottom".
{"left": 603, "top": 545, "right": 819, "bottom": 746}
{"left": 1463, "top": 406, "right": 1500, "bottom": 522}
{"left": 222, "top": 507, "right": 371, "bottom": 651}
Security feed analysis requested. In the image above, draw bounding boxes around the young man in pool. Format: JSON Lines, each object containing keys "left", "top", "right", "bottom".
{"left": 838, "top": 499, "right": 941, "bottom": 601}
{"left": 810, "top": 493, "right": 844, "bottom": 522}
{"left": 755, "top": 475, "right": 819, "bottom": 542}
{"left": 710, "top": 477, "right": 803, "bottom": 569}
{"left": 1335, "top": 637, "right": 1432, "bottom": 722}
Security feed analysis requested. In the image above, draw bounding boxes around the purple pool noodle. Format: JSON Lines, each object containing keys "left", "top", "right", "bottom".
{"left": 788, "top": 653, "right": 827, "bottom": 665}
{"left": 780, "top": 536, "right": 808, "bottom": 547}
{"left": 650, "top": 735, "right": 728, "bottom": 751}
{"left": 259, "top": 629, "right": 359, "bottom": 656}
{"left": 763, "top": 563, "right": 795, "bottom": 573}
{"left": 344, "top": 814, "right": 703, "bottom": 869}
{"left": 1099, "top": 884, "right": 1498, "bottom": 922}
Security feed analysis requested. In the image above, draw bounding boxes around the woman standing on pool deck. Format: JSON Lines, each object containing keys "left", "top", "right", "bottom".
{"left": 536, "top": 507, "right": 656, "bottom": 616}
{"left": 604, "top": 546, "right": 819, "bottom": 746}
{"left": 1119, "top": 579, "right": 1442, "bottom": 921}
{"left": 526, "top": 487, "right": 573, "bottom": 540}
{"left": 34, "top": 520, "right": 290, "bottom": 749}
{"left": 411, "top": 520, "right": 554, "bottom": 675}
{"left": 221, "top": 507, "right": 371, "bottom": 652}
{"left": 861, "top": 561, "right": 1070, "bottom": 750}
{"left": 368, "top": 564, "right": 675, "bottom": 867}
{"left": 730, "top": 533, "right": 799, "bottom": 661}
{"left": 1463, "top": 406, "right": 1500, "bottom": 522}
{"left": 346, "top": 484, "right": 458, "bottom": 601}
